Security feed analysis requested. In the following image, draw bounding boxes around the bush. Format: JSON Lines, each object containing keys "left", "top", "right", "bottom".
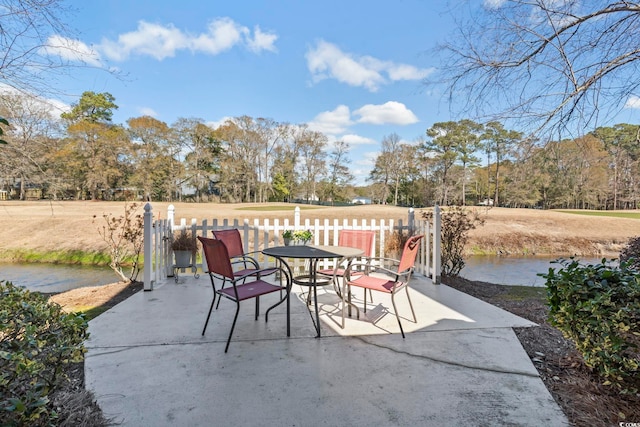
{"left": 620, "top": 235, "right": 640, "bottom": 271}
{"left": 384, "top": 229, "right": 412, "bottom": 256}
{"left": 0, "top": 281, "right": 89, "bottom": 426}
{"left": 540, "top": 258, "right": 640, "bottom": 393}
{"left": 422, "top": 206, "right": 485, "bottom": 277}
{"left": 93, "top": 202, "right": 144, "bottom": 283}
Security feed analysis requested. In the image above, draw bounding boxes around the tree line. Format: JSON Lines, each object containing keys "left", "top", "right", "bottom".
{"left": 1, "top": 91, "right": 638, "bottom": 209}
{"left": 371, "top": 120, "right": 639, "bottom": 210}
{"left": 0, "top": 91, "right": 355, "bottom": 203}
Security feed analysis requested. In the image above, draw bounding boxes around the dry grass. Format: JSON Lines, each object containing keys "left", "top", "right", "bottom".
{"left": 0, "top": 201, "right": 637, "bottom": 256}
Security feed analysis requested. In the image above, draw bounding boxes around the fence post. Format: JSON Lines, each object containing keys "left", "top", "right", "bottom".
{"left": 167, "top": 204, "right": 175, "bottom": 229}
{"left": 143, "top": 203, "right": 154, "bottom": 291}
{"left": 408, "top": 207, "right": 415, "bottom": 234}
{"left": 433, "top": 204, "right": 441, "bottom": 284}
{"left": 294, "top": 206, "right": 300, "bottom": 228}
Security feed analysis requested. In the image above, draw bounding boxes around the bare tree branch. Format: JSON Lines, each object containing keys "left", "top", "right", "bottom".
{"left": 434, "top": 0, "right": 640, "bottom": 138}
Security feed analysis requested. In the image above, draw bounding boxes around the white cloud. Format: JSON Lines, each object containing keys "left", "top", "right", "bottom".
{"left": 191, "top": 18, "right": 244, "bottom": 55}
{"left": 246, "top": 26, "right": 278, "bottom": 53}
{"left": 85, "top": 18, "right": 277, "bottom": 62}
{"left": 207, "top": 116, "right": 234, "bottom": 129}
{"left": 138, "top": 107, "right": 158, "bottom": 117}
{"left": 41, "top": 35, "right": 102, "bottom": 66}
{"left": 386, "top": 63, "right": 432, "bottom": 81}
{"left": 353, "top": 101, "right": 419, "bottom": 125}
{"left": 98, "top": 22, "right": 186, "bottom": 61}
{"left": 340, "top": 134, "right": 376, "bottom": 145}
{"left": 306, "top": 40, "right": 432, "bottom": 92}
{"left": 307, "top": 105, "right": 353, "bottom": 134}
{"left": 624, "top": 95, "right": 640, "bottom": 109}
{"left": 0, "top": 84, "right": 70, "bottom": 118}
{"left": 483, "top": 0, "right": 507, "bottom": 8}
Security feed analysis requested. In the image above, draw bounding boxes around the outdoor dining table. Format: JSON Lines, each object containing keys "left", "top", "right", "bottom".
{"left": 262, "top": 244, "right": 364, "bottom": 337}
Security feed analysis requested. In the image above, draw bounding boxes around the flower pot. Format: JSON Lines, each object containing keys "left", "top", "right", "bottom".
{"left": 283, "top": 238, "right": 291, "bottom": 246}
{"left": 174, "top": 250, "right": 192, "bottom": 268}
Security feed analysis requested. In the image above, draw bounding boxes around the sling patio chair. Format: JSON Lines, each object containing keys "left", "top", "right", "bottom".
{"left": 212, "top": 228, "right": 279, "bottom": 307}
{"left": 198, "top": 236, "right": 290, "bottom": 352}
{"left": 316, "top": 229, "right": 375, "bottom": 299}
{"left": 343, "top": 234, "right": 424, "bottom": 338}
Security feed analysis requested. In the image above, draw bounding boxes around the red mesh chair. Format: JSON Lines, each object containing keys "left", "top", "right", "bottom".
{"left": 344, "top": 234, "right": 424, "bottom": 338}
{"left": 212, "top": 228, "right": 278, "bottom": 307}
{"left": 316, "top": 230, "right": 375, "bottom": 298}
{"left": 198, "top": 236, "right": 290, "bottom": 352}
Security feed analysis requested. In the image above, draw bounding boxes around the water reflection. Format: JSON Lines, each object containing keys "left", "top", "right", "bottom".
{"left": 461, "top": 255, "right": 606, "bottom": 287}
{"left": 1, "top": 255, "right": 616, "bottom": 293}
{"left": 0, "top": 263, "right": 117, "bottom": 293}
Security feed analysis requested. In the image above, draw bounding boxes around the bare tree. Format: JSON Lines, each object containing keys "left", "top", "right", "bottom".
{"left": 369, "top": 133, "right": 403, "bottom": 205}
{"left": 0, "top": 93, "right": 60, "bottom": 199}
{"left": 437, "top": 1, "right": 640, "bottom": 137}
{"left": 0, "top": 0, "right": 109, "bottom": 97}
{"left": 297, "top": 129, "right": 327, "bottom": 203}
{"left": 324, "top": 140, "right": 354, "bottom": 204}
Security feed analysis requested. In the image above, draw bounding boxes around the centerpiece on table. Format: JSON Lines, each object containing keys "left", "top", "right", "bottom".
{"left": 282, "top": 229, "right": 313, "bottom": 246}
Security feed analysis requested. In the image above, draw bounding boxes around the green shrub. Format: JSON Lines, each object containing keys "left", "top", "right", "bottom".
{"left": 0, "top": 281, "right": 89, "bottom": 426}
{"left": 540, "top": 258, "right": 640, "bottom": 393}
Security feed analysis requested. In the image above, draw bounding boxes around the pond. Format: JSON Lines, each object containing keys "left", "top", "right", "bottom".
{"left": 0, "top": 255, "right": 616, "bottom": 293}
{"left": 0, "top": 263, "right": 118, "bottom": 293}
{"left": 460, "top": 255, "right": 609, "bottom": 287}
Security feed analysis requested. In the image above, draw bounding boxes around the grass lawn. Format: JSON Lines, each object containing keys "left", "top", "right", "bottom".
{"left": 556, "top": 210, "right": 640, "bottom": 219}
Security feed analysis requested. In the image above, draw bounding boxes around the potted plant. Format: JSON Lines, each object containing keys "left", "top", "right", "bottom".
{"left": 282, "top": 229, "right": 313, "bottom": 245}
{"left": 171, "top": 230, "right": 198, "bottom": 267}
{"left": 282, "top": 229, "right": 294, "bottom": 246}
{"left": 293, "top": 230, "right": 313, "bottom": 245}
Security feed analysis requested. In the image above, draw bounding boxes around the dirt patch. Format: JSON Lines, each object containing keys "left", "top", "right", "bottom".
{"left": 47, "top": 281, "right": 143, "bottom": 312}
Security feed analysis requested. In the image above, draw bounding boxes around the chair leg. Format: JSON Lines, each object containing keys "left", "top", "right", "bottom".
{"left": 225, "top": 302, "right": 241, "bottom": 353}
{"left": 363, "top": 287, "right": 368, "bottom": 313}
{"left": 405, "top": 286, "right": 417, "bottom": 322}
{"left": 255, "top": 296, "right": 260, "bottom": 321}
{"left": 390, "top": 293, "right": 405, "bottom": 338}
{"left": 215, "top": 278, "right": 227, "bottom": 309}
{"left": 202, "top": 291, "right": 217, "bottom": 336}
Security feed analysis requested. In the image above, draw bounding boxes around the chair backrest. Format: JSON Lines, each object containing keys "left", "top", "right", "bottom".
{"left": 198, "top": 236, "right": 235, "bottom": 280}
{"left": 339, "top": 230, "right": 375, "bottom": 257}
{"left": 212, "top": 228, "right": 244, "bottom": 258}
{"left": 397, "top": 235, "right": 424, "bottom": 273}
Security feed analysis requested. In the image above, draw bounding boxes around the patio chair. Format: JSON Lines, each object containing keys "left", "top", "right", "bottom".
{"left": 343, "top": 234, "right": 424, "bottom": 338}
{"left": 212, "top": 228, "right": 278, "bottom": 307}
{"left": 198, "top": 236, "right": 290, "bottom": 352}
{"left": 316, "top": 229, "right": 375, "bottom": 299}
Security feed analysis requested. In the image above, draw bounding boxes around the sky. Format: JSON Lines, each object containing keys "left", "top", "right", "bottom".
{"left": 36, "top": 0, "right": 640, "bottom": 185}
{"left": 42, "top": 0, "right": 461, "bottom": 185}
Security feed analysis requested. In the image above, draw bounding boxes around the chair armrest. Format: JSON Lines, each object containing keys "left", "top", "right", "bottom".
{"left": 230, "top": 255, "right": 260, "bottom": 269}
{"left": 235, "top": 264, "right": 289, "bottom": 283}
{"left": 344, "top": 260, "right": 411, "bottom": 281}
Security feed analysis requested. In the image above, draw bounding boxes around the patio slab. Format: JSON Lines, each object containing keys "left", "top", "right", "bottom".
{"left": 85, "top": 274, "right": 568, "bottom": 426}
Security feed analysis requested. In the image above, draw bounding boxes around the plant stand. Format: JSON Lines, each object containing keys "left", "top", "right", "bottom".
{"left": 172, "top": 264, "right": 199, "bottom": 283}
{"left": 173, "top": 251, "right": 199, "bottom": 283}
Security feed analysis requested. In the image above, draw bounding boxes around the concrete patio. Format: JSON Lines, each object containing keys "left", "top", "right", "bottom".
{"left": 85, "top": 272, "right": 568, "bottom": 426}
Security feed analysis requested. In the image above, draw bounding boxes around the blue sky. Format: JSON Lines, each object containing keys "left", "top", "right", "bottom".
{"left": 45, "top": 0, "right": 460, "bottom": 184}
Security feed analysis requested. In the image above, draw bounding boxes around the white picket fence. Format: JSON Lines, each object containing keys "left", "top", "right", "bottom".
{"left": 142, "top": 204, "right": 441, "bottom": 291}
